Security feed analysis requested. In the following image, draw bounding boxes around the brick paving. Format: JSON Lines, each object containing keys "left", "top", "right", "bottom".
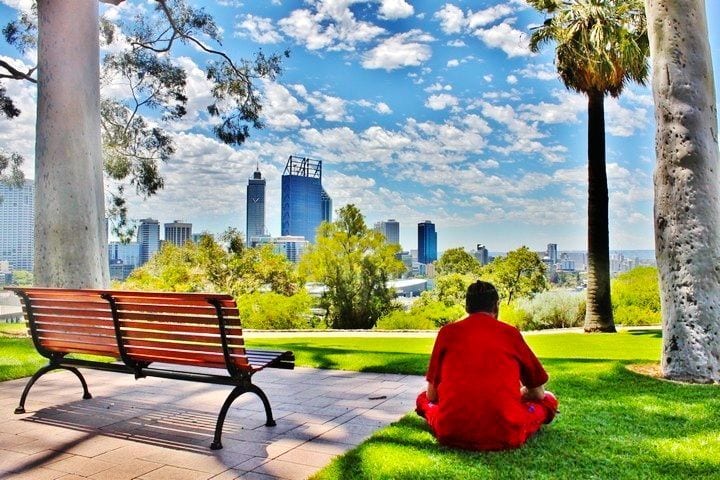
{"left": 0, "top": 367, "right": 425, "bottom": 479}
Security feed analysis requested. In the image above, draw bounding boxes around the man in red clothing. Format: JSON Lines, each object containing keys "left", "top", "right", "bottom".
{"left": 416, "top": 280, "right": 558, "bottom": 450}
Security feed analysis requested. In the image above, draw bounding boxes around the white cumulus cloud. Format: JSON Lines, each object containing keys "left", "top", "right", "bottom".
{"left": 378, "top": 0, "right": 414, "bottom": 20}
{"left": 473, "top": 21, "right": 532, "bottom": 58}
{"left": 425, "top": 93, "right": 459, "bottom": 110}
{"left": 361, "top": 30, "right": 434, "bottom": 71}
{"left": 235, "top": 14, "right": 283, "bottom": 44}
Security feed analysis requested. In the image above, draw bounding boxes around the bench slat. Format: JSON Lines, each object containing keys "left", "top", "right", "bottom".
{"left": 122, "top": 338, "right": 244, "bottom": 353}
{"left": 115, "top": 310, "right": 240, "bottom": 326}
{"left": 37, "top": 330, "right": 118, "bottom": 345}
{"left": 32, "top": 316, "right": 115, "bottom": 328}
{"left": 32, "top": 308, "right": 113, "bottom": 319}
{"left": 120, "top": 328, "right": 245, "bottom": 346}
{"left": 38, "top": 339, "right": 120, "bottom": 355}
{"left": 119, "top": 319, "right": 243, "bottom": 337}
{"left": 35, "top": 324, "right": 115, "bottom": 337}
{"left": 115, "top": 303, "right": 239, "bottom": 316}
{"left": 29, "top": 299, "right": 111, "bottom": 309}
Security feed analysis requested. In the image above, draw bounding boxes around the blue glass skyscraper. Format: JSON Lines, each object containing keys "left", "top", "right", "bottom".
{"left": 246, "top": 167, "right": 266, "bottom": 244}
{"left": 418, "top": 220, "right": 437, "bottom": 264}
{"left": 281, "top": 156, "right": 331, "bottom": 244}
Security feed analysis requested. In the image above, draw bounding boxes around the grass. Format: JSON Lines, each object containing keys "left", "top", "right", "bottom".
{"left": 249, "top": 330, "right": 720, "bottom": 480}
{"left": 2, "top": 326, "right": 718, "bottom": 478}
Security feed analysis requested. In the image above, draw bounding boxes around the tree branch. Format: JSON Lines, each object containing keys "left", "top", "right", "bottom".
{"left": 0, "top": 59, "right": 36, "bottom": 83}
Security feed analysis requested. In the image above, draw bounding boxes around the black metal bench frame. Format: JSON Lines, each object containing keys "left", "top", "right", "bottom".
{"left": 8, "top": 287, "right": 295, "bottom": 450}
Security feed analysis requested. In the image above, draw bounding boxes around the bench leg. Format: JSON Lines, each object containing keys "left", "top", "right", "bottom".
{"left": 14, "top": 365, "right": 92, "bottom": 414}
{"left": 210, "top": 384, "right": 276, "bottom": 450}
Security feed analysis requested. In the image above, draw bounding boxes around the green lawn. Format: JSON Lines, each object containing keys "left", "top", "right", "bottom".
{"left": 249, "top": 330, "right": 720, "bottom": 480}
{"left": 2, "top": 327, "right": 718, "bottom": 478}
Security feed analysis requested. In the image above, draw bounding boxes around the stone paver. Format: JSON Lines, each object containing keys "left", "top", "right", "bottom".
{"left": 0, "top": 367, "right": 424, "bottom": 479}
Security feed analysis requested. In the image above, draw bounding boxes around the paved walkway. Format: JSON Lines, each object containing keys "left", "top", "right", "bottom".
{"left": 0, "top": 367, "right": 425, "bottom": 479}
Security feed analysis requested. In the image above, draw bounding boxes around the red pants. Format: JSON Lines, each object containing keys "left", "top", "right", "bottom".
{"left": 416, "top": 391, "right": 558, "bottom": 450}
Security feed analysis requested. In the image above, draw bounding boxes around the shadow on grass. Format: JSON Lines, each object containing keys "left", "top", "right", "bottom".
{"left": 627, "top": 328, "right": 662, "bottom": 339}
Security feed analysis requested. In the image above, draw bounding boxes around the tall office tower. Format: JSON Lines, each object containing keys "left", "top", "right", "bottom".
{"left": 374, "top": 219, "right": 400, "bottom": 246}
{"left": 474, "top": 244, "right": 489, "bottom": 266}
{"left": 138, "top": 218, "right": 160, "bottom": 265}
{"left": 281, "top": 156, "right": 332, "bottom": 244}
{"left": 321, "top": 189, "right": 332, "bottom": 224}
{"left": 246, "top": 168, "right": 266, "bottom": 244}
{"left": 417, "top": 220, "right": 437, "bottom": 264}
{"left": 164, "top": 220, "right": 192, "bottom": 246}
{"left": 0, "top": 180, "right": 35, "bottom": 271}
{"left": 547, "top": 243, "right": 558, "bottom": 264}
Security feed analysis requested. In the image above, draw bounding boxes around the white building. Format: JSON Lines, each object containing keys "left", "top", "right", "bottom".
{"left": 0, "top": 180, "right": 34, "bottom": 271}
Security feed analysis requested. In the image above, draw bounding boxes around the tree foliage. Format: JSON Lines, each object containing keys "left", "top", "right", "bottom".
{"left": 299, "top": 204, "right": 405, "bottom": 329}
{"left": 122, "top": 231, "right": 303, "bottom": 297}
{"left": 484, "top": 246, "right": 547, "bottom": 304}
{"left": 435, "top": 247, "right": 481, "bottom": 276}
{"left": 1, "top": 0, "right": 288, "bottom": 238}
{"left": 0, "top": 151, "right": 24, "bottom": 188}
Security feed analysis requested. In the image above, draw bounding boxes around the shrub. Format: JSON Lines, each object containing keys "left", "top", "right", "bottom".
{"left": 613, "top": 304, "right": 661, "bottom": 326}
{"left": 376, "top": 299, "right": 465, "bottom": 330}
{"left": 375, "top": 310, "right": 436, "bottom": 330}
{"left": 501, "top": 291, "right": 585, "bottom": 331}
{"left": 611, "top": 266, "right": 661, "bottom": 326}
{"left": 499, "top": 301, "right": 533, "bottom": 330}
{"left": 236, "top": 291, "right": 313, "bottom": 329}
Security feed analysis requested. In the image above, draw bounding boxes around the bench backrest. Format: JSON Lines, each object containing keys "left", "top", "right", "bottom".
{"left": 110, "top": 291, "right": 247, "bottom": 370}
{"left": 9, "top": 288, "right": 120, "bottom": 357}
{"left": 7, "top": 287, "right": 250, "bottom": 372}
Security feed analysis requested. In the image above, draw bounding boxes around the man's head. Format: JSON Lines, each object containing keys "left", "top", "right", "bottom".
{"left": 465, "top": 280, "right": 500, "bottom": 316}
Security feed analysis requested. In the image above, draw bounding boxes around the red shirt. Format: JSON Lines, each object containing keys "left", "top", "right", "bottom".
{"left": 425, "top": 312, "right": 548, "bottom": 450}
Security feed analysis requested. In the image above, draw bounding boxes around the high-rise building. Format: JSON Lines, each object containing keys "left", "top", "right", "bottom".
{"left": 246, "top": 167, "right": 266, "bottom": 244}
{"left": 474, "top": 244, "right": 489, "bottom": 266}
{"left": 0, "top": 180, "right": 34, "bottom": 271}
{"left": 374, "top": 219, "right": 400, "bottom": 246}
{"left": 547, "top": 243, "right": 558, "bottom": 264}
{"left": 250, "top": 235, "right": 309, "bottom": 263}
{"left": 281, "top": 156, "right": 332, "bottom": 243}
{"left": 164, "top": 220, "right": 192, "bottom": 246}
{"left": 138, "top": 218, "right": 160, "bottom": 265}
{"left": 417, "top": 220, "right": 437, "bottom": 264}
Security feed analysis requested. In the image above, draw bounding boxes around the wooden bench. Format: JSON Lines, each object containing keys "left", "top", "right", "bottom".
{"left": 5, "top": 287, "right": 295, "bottom": 450}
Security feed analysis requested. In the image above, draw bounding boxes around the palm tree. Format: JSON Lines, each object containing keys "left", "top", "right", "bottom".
{"left": 528, "top": 0, "right": 649, "bottom": 332}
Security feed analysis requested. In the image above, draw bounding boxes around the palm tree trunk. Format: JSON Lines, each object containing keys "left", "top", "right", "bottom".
{"left": 584, "top": 90, "right": 616, "bottom": 333}
{"left": 646, "top": 0, "right": 720, "bottom": 382}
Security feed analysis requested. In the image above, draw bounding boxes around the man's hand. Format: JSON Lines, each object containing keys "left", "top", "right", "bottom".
{"left": 427, "top": 382, "right": 438, "bottom": 403}
{"left": 521, "top": 385, "right": 545, "bottom": 402}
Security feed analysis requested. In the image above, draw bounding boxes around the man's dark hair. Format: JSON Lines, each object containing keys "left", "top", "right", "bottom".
{"left": 466, "top": 280, "right": 500, "bottom": 314}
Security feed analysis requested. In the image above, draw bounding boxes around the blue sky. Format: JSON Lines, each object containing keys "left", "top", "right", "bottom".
{"left": 1, "top": 0, "right": 719, "bottom": 253}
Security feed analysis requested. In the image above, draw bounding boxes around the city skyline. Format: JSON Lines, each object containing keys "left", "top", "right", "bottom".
{"left": 1, "top": 1, "right": 718, "bottom": 253}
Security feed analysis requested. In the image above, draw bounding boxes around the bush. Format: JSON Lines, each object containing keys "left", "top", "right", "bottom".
{"left": 236, "top": 291, "right": 313, "bottom": 329}
{"left": 501, "top": 291, "right": 585, "bottom": 331}
{"left": 611, "top": 266, "right": 661, "bottom": 326}
{"left": 376, "top": 299, "right": 465, "bottom": 330}
{"left": 613, "top": 304, "right": 661, "bottom": 326}
{"left": 498, "top": 301, "right": 533, "bottom": 330}
{"left": 375, "top": 310, "right": 436, "bottom": 330}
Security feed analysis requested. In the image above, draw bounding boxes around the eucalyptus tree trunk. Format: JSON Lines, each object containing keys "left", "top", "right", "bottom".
{"left": 646, "top": 0, "right": 720, "bottom": 383}
{"left": 584, "top": 90, "right": 616, "bottom": 333}
{"left": 35, "top": 0, "right": 109, "bottom": 288}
